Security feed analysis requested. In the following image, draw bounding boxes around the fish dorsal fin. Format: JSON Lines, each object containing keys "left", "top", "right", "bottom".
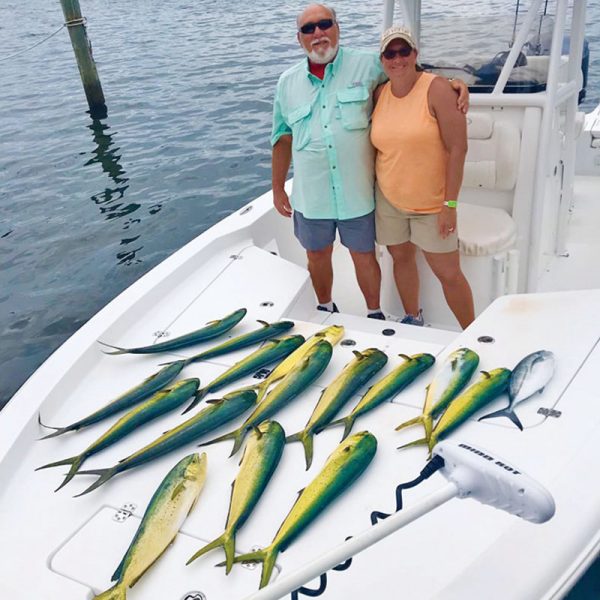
{"left": 171, "top": 481, "right": 186, "bottom": 501}
{"left": 296, "top": 487, "right": 305, "bottom": 497}
{"left": 352, "top": 350, "right": 365, "bottom": 360}
{"left": 481, "top": 370, "right": 491, "bottom": 379}
{"left": 399, "top": 353, "right": 411, "bottom": 361}
{"left": 257, "top": 320, "right": 269, "bottom": 327}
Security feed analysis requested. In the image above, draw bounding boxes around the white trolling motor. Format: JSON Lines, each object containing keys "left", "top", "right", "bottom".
{"left": 245, "top": 440, "right": 556, "bottom": 600}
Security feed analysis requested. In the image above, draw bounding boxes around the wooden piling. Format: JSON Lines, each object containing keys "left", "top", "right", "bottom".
{"left": 60, "top": 0, "right": 106, "bottom": 118}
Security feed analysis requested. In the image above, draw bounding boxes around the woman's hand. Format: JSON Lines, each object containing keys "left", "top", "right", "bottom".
{"left": 449, "top": 79, "right": 470, "bottom": 113}
{"left": 438, "top": 206, "right": 457, "bottom": 239}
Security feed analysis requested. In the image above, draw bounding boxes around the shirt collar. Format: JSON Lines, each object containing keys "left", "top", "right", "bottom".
{"left": 304, "top": 46, "right": 344, "bottom": 81}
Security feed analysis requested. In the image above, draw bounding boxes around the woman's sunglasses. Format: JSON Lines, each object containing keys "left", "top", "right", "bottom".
{"left": 299, "top": 19, "right": 335, "bottom": 35}
{"left": 382, "top": 47, "right": 413, "bottom": 60}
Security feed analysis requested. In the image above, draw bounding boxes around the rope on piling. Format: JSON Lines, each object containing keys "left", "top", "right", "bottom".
{"left": 0, "top": 17, "right": 87, "bottom": 63}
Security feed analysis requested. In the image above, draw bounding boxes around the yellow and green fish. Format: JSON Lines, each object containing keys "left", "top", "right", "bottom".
{"left": 92, "top": 453, "right": 207, "bottom": 600}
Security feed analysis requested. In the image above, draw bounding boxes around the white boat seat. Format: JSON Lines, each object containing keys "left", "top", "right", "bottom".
{"left": 463, "top": 113, "right": 521, "bottom": 190}
{"left": 458, "top": 203, "right": 517, "bottom": 257}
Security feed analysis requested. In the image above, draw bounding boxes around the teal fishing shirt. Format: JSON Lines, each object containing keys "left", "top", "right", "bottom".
{"left": 271, "top": 47, "right": 386, "bottom": 220}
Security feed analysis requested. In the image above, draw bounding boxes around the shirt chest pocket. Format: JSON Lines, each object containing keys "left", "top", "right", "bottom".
{"left": 336, "top": 86, "right": 370, "bottom": 130}
{"left": 288, "top": 103, "right": 312, "bottom": 150}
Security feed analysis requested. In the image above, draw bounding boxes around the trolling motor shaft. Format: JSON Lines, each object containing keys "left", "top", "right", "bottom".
{"left": 245, "top": 440, "right": 555, "bottom": 600}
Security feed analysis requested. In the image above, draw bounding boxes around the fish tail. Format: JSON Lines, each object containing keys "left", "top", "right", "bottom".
{"left": 228, "top": 430, "right": 247, "bottom": 457}
{"left": 37, "top": 414, "right": 75, "bottom": 439}
{"left": 226, "top": 547, "right": 277, "bottom": 588}
{"left": 97, "top": 341, "right": 129, "bottom": 356}
{"left": 397, "top": 437, "right": 428, "bottom": 451}
{"left": 92, "top": 581, "right": 126, "bottom": 600}
{"left": 478, "top": 407, "right": 524, "bottom": 431}
{"left": 301, "top": 433, "right": 314, "bottom": 470}
{"left": 187, "top": 531, "right": 236, "bottom": 573}
{"left": 35, "top": 455, "right": 85, "bottom": 492}
{"left": 394, "top": 415, "right": 424, "bottom": 432}
{"left": 197, "top": 428, "right": 245, "bottom": 457}
{"left": 324, "top": 415, "right": 355, "bottom": 441}
{"left": 73, "top": 466, "right": 119, "bottom": 497}
{"left": 182, "top": 388, "right": 208, "bottom": 414}
{"left": 423, "top": 415, "right": 434, "bottom": 442}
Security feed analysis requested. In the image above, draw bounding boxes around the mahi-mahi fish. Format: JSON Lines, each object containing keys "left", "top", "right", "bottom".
{"left": 92, "top": 453, "right": 207, "bottom": 600}
{"left": 36, "top": 378, "right": 200, "bottom": 491}
{"left": 38, "top": 360, "right": 186, "bottom": 439}
{"left": 286, "top": 347, "right": 388, "bottom": 469}
{"left": 187, "top": 421, "right": 286, "bottom": 573}
{"left": 74, "top": 388, "right": 257, "bottom": 496}
{"left": 395, "top": 348, "right": 479, "bottom": 441}
{"left": 182, "top": 334, "right": 305, "bottom": 414}
{"left": 399, "top": 368, "right": 512, "bottom": 456}
{"left": 225, "top": 431, "right": 377, "bottom": 589}
{"left": 200, "top": 340, "right": 333, "bottom": 456}
{"left": 326, "top": 353, "right": 435, "bottom": 441}
{"left": 98, "top": 308, "right": 247, "bottom": 355}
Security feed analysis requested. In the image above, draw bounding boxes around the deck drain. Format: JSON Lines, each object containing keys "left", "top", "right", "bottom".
{"left": 477, "top": 336, "right": 495, "bottom": 344}
{"left": 341, "top": 339, "right": 356, "bottom": 347}
{"left": 181, "top": 593, "right": 206, "bottom": 600}
{"left": 382, "top": 328, "right": 396, "bottom": 336}
{"left": 260, "top": 301, "right": 274, "bottom": 307}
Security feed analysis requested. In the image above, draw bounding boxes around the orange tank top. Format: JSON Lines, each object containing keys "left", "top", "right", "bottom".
{"left": 371, "top": 73, "right": 447, "bottom": 213}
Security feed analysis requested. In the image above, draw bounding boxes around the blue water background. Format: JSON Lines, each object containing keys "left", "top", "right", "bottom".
{"left": 0, "top": 1, "right": 599, "bottom": 597}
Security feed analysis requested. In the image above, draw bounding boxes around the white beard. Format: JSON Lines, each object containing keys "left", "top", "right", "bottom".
{"left": 305, "top": 41, "right": 339, "bottom": 65}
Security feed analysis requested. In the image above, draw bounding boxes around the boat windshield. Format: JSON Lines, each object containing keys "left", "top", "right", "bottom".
{"left": 417, "top": 13, "right": 566, "bottom": 94}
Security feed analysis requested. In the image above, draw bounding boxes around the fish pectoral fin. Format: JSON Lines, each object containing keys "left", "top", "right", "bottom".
{"left": 256, "top": 320, "right": 270, "bottom": 327}
{"left": 171, "top": 481, "right": 187, "bottom": 501}
{"left": 481, "top": 370, "right": 491, "bottom": 379}
{"left": 398, "top": 353, "right": 412, "bottom": 361}
{"left": 352, "top": 350, "right": 365, "bottom": 360}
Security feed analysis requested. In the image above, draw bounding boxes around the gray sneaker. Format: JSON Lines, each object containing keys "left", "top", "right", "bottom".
{"left": 400, "top": 309, "right": 424, "bottom": 326}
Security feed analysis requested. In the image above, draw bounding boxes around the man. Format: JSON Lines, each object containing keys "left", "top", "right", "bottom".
{"left": 271, "top": 4, "right": 467, "bottom": 319}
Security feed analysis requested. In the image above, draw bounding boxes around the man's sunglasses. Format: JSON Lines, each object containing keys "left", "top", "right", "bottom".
{"left": 382, "top": 47, "right": 413, "bottom": 60}
{"left": 299, "top": 19, "right": 335, "bottom": 35}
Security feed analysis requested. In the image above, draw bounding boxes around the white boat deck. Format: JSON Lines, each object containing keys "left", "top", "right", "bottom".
{"left": 538, "top": 175, "right": 600, "bottom": 291}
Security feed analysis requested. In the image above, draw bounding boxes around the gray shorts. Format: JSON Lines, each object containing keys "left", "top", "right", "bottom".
{"left": 293, "top": 210, "right": 376, "bottom": 253}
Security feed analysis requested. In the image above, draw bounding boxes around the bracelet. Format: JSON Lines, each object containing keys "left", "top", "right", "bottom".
{"left": 443, "top": 200, "right": 458, "bottom": 208}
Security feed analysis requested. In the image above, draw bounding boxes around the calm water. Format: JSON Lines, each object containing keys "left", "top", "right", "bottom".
{"left": 0, "top": 1, "right": 599, "bottom": 593}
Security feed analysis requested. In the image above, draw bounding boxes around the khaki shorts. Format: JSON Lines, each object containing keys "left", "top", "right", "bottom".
{"left": 375, "top": 185, "right": 458, "bottom": 253}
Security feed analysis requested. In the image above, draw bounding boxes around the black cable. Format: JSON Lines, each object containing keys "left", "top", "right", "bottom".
{"left": 290, "top": 455, "right": 446, "bottom": 598}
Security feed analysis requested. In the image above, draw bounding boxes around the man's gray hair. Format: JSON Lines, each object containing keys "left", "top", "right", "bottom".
{"left": 296, "top": 4, "right": 337, "bottom": 28}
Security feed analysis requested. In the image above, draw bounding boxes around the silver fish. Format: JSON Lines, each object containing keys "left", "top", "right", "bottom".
{"left": 478, "top": 350, "right": 555, "bottom": 430}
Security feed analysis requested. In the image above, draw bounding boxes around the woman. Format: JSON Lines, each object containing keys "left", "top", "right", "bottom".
{"left": 371, "top": 26, "right": 474, "bottom": 329}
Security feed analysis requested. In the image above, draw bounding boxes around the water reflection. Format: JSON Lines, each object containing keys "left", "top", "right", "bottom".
{"left": 86, "top": 118, "right": 143, "bottom": 265}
